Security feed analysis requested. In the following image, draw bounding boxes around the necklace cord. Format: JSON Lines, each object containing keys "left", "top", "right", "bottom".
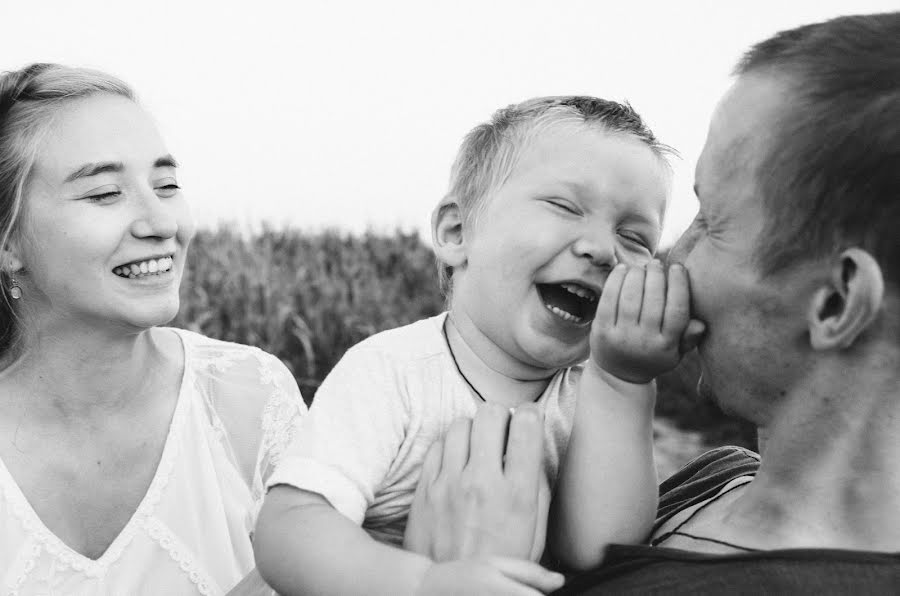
{"left": 652, "top": 480, "right": 759, "bottom": 552}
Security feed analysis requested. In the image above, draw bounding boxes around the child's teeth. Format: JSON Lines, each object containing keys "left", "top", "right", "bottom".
{"left": 546, "top": 304, "right": 582, "bottom": 323}
{"left": 130, "top": 264, "right": 141, "bottom": 275}
{"left": 561, "top": 283, "right": 597, "bottom": 302}
{"left": 148, "top": 260, "right": 159, "bottom": 273}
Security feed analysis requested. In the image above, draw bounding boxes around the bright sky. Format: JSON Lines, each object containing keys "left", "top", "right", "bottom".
{"left": 2, "top": 1, "right": 895, "bottom": 247}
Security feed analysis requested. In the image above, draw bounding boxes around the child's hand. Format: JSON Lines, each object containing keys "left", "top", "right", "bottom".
{"left": 592, "top": 260, "right": 705, "bottom": 384}
{"left": 417, "top": 558, "right": 564, "bottom": 596}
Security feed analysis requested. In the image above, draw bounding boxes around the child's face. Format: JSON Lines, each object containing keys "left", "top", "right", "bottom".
{"left": 451, "top": 125, "right": 669, "bottom": 373}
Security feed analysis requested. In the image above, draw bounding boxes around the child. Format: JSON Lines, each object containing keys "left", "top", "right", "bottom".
{"left": 255, "top": 96, "right": 703, "bottom": 594}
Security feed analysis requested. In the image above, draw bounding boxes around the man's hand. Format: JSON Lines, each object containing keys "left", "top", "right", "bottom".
{"left": 404, "top": 403, "right": 551, "bottom": 562}
{"left": 592, "top": 260, "right": 705, "bottom": 384}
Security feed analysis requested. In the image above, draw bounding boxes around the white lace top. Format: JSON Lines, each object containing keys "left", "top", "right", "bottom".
{"left": 0, "top": 328, "right": 306, "bottom": 596}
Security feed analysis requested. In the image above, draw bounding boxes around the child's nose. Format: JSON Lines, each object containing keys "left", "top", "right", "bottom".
{"left": 571, "top": 233, "right": 617, "bottom": 268}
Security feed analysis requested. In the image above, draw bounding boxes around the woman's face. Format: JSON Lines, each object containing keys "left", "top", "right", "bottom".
{"left": 13, "top": 93, "right": 194, "bottom": 332}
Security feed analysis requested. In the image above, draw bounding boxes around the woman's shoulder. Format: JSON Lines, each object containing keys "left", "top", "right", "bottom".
{"left": 167, "top": 327, "right": 307, "bottom": 485}
{"left": 170, "top": 327, "right": 275, "bottom": 372}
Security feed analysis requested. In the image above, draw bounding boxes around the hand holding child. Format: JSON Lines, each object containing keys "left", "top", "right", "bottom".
{"left": 592, "top": 260, "right": 705, "bottom": 384}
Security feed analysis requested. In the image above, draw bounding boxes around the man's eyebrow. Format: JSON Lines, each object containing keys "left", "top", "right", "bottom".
{"left": 64, "top": 161, "right": 123, "bottom": 183}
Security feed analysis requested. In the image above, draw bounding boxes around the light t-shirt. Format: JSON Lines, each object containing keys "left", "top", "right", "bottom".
{"left": 0, "top": 328, "right": 306, "bottom": 596}
{"left": 267, "top": 313, "right": 578, "bottom": 545}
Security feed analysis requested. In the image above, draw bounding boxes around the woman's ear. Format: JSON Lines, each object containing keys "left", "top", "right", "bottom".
{"left": 808, "top": 248, "right": 884, "bottom": 350}
{"left": 431, "top": 196, "right": 467, "bottom": 269}
{"left": 1, "top": 245, "right": 24, "bottom": 274}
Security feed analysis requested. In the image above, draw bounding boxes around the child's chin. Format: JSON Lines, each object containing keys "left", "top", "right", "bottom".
{"left": 529, "top": 338, "right": 590, "bottom": 369}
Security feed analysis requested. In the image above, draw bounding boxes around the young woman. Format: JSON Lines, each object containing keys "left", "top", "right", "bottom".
{"left": 0, "top": 63, "right": 305, "bottom": 595}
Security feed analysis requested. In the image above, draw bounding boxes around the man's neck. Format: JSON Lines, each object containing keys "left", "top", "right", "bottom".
{"left": 444, "top": 311, "right": 557, "bottom": 407}
{"left": 730, "top": 348, "right": 900, "bottom": 551}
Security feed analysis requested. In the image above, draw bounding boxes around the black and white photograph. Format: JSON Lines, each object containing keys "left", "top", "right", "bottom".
{"left": 0, "top": 1, "right": 898, "bottom": 594}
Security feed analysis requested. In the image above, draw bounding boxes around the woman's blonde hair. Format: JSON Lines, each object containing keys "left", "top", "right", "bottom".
{"left": 0, "top": 63, "right": 135, "bottom": 354}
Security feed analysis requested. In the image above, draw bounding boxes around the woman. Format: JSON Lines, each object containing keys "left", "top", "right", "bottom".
{"left": 0, "top": 63, "right": 305, "bottom": 595}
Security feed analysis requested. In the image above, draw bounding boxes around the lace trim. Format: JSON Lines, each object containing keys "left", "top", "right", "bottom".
{"left": 0, "top": 366, "right": 189, "bottom": 582}
{"left": 257, "top": 353, "right": 304, "bottom": 474}
{"left": 143, "top": 517, "right": 223, "bottom": 596}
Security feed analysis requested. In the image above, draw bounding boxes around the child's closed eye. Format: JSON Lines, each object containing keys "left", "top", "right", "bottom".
{"left": 618, "top": 230, "right": 652, "bottom": 251}
{"left": 542, "top": 198, "right": 580, "bottom": 215}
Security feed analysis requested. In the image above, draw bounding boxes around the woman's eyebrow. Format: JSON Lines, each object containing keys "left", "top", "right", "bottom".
{"left": 154, "top": 154, "right": 178, "bottom": 169}
{"left": 64, "top": 161, "right": 123, "bottom": 182}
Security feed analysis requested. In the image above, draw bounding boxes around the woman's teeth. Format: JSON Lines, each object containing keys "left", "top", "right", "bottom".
{"left": 113, "top": 256, "right": 174, "bottom": 279}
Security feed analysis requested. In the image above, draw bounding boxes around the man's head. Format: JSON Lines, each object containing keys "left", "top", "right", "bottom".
{"left": 672, "top": 12, "right": 900, "bottom": 423}
{"left": 432, "top": 96, "right": 673, "bottom": 375}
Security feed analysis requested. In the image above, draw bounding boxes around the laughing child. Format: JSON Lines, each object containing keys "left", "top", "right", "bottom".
{"left": 254, "top": 96, "right": 703, "bottom": 594}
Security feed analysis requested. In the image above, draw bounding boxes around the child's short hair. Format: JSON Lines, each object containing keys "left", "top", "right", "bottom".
{"left": 438, "top": 95, "right": 674, "bottom": 295}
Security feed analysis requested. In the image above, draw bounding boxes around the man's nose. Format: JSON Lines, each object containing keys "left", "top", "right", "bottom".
{"left": 668, "top": 218, "right": 700, "bottom": 264}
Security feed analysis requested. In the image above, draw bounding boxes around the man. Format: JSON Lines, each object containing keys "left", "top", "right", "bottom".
{"left": 404, "top": 11, "right": 900, "bottom": 593}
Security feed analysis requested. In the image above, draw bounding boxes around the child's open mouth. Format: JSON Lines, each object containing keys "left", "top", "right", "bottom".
{"left": 536, "top": 283, "right": 598, "bottom": 325}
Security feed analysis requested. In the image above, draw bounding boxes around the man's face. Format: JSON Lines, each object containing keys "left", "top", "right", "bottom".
{"left": 670, "top": 74, "right": 813, "bottom": 423}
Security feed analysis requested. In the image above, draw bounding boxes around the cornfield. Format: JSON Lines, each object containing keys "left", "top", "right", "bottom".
{"left": 174, "top": 227, "right": 755, "bottom": 454}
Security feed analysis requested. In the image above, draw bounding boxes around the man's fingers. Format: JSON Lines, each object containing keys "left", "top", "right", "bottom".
{"left": 662, "top": 263, "right": 691, "bottom": 339}
{"left": 640, "top": 259, "right": 666, "bottom": 331}
{"left": 491, "top": 558, "right": 566, "bottom": 594}
{"left": 503, "top": 405, "right": 544, "bottom": 495}
{"left": 469, "top": 403, "right": 511, "bottom": 473}
{"left": 617, "top": 265, "right": 646, "bottom": 324}
{"left": 441, "top": 417, "right": 472, "bottom": 474}
{"left": 596, "top": 263, "right": 627, "bottom": 326}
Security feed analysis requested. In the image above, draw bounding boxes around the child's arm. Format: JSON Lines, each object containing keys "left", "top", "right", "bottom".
{"left": 549, "top": 261, "right": 704, "bottom": 570}
{"left": 254, "top": 485, "right": 563, "bottom": 596}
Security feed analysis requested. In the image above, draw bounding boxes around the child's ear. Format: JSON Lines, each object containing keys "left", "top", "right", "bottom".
{"left": 431, "top": 196, "right": 467, "bottom": 269}
{"left": 807, "top": 248, "right": 884, "bottom": 350}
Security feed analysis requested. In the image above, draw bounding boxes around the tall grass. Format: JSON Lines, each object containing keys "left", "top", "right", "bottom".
{"left": 174, "top": 227, "right": 754, "bottom": 449}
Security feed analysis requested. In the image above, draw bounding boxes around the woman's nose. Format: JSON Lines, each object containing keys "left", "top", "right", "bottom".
{"left": 130, "top": 191, "right": 177, "bottom": 239}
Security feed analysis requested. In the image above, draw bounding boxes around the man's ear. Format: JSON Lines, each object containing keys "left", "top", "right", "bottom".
{"left": 431, "top": 196, "right": 467, "bottom": 269}
{"left": 808, "top": 248, "right": 884, "bottom": 350}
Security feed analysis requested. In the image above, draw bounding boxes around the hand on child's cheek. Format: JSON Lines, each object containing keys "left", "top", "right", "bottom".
{"left": 404, "top": 404, "right": 549, "bottom": 562}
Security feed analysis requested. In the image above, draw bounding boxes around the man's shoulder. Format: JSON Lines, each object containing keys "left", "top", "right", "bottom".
{"left": 556, "top": 545, "right": 900, "bottom": 595}
{"left": 655, "top": 446, "right": 760, "bottom": 529}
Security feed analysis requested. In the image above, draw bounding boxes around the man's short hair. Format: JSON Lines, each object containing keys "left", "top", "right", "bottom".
{"left": 438, "top": 95, "right": 674, "bottom": 294}
{"left": 736, "top": 12, "right": 900, "bottom": 286}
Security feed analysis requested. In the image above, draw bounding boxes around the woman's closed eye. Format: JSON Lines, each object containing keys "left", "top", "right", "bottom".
{"left": 81, "top": 186, "right": 121, "bottom": 203}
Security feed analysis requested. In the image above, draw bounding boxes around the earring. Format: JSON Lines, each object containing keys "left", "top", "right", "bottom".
{"left": 8, "top": 276, "right": 21, "bottom": 300}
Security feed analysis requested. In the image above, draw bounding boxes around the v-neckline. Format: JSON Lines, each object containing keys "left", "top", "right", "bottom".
{"left": 0, "top": 328, "right": 191, "bottom": 570}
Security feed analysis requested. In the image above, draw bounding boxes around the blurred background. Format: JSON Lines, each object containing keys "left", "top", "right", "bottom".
{"left": 3, "top": 0, "right": 893, "bottom": 476}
